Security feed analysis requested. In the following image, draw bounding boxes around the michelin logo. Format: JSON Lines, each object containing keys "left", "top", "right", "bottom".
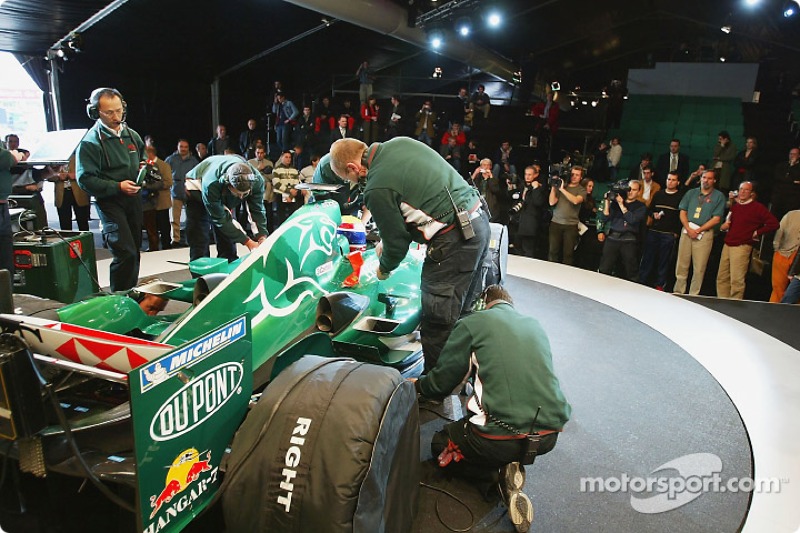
{"left": 139, "top": 317, "right": 246, "bottom": 393}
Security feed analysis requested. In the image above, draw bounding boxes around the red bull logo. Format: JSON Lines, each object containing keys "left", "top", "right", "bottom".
{"left": 149, "top": 448, "right": 213, "bottom": 519}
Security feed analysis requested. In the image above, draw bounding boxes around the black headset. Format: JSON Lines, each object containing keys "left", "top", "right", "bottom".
{"left": 86, "top": 87, "right": 127, "bottom": 121}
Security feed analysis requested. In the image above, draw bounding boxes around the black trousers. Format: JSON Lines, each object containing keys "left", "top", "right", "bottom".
{"left": 143, "top": 208, "right": 171, "bottom": 251}
{"left": 421, "top": 211, "right": 490, "bottom": 372}
{"left": 96, "top": 194, "right": 142, "bottom": 291}
{"left": 0, "top": 203, "right": 12, "bottom": 277}
{"left": 431, "top": 418, "right": 558, "bottom": 481}
{"left": 56, "top": 188, "right": 90, "bottom": 231}
{"left": 186, "top": 192, "right": 238, "bottom": 263}
{"left": 599, "top": 237, "right": 639, "bottom": 281}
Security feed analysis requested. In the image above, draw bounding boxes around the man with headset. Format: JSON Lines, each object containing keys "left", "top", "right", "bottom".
{"left": 184, "top": 154, "right": 268, "bottom": 262}
{"left": 76, "top": 88, "right": 145, "bottom": 291}
{"left": 414, "top": 284, "right": 571, "bottom": 533}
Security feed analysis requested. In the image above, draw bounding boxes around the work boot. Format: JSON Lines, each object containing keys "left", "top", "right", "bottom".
{"left": 500, "top": 462, "right": 533, "bottom": 532}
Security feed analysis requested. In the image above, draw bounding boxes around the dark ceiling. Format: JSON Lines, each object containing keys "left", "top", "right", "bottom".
{"left": 1, "top": 0, "right": 799, "bottom": 153}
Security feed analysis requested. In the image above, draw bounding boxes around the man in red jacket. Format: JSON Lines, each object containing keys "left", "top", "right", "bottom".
{"left": 716, "top": 181, "right": 778, "bottom": 299}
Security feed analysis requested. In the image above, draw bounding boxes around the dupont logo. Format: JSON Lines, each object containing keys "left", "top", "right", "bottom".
{"left": 579, "top": 453, "right": 786, "bottom": 513}
{"left": 149, "top": 362, "right": 244, "bottom": 441}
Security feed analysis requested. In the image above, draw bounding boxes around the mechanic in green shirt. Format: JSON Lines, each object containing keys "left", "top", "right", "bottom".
{"left": 330, "top": 137, "right": 490, "bottom": 372}
{"left": 416, "top": 285, "right": 570, "bottom": 533}
{"left": 184, "top": 155, "right": 267, "bottom": 262}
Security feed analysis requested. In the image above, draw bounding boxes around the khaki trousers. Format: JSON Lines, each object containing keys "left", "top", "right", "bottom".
{"left": 716, "top": 243, "right": 752, "bottom": 299}
{"left": 674, "top": 230, "right": 715, "bottom": 295}
{"left": 171, "top": 199, "right": 184, "bottom": 243}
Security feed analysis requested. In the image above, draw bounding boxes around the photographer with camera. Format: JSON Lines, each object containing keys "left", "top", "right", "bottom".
{"left": 548, "top": 166, "right": 586, "bottom": 265}
{"left": 511, "top": 165, "right": 547, "bottom": 258}
{"left": 598, "top": 180, "right": 646, "bottom": 281}
{"left": 414, "top": 100, "right": 436, "bottom": 146}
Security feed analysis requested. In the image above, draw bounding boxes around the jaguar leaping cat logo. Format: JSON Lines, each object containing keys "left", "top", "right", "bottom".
{"left": 245, "top": 210, "right": 339, "bottom": 326}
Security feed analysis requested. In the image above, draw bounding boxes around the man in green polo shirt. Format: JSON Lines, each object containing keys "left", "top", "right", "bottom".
{"left": 674, "top": 169, "right": 726, "bottom": 295}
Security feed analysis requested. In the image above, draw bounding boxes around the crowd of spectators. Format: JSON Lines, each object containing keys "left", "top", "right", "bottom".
{"left": 2, "top": 72, "right": 799, "bottom": 303}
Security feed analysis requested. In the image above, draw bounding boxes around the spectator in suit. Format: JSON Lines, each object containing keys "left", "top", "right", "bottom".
{"left": 769, "top": 147, "right": 800, "bottom": 222}
{"left": 384, "top": 95, "right": 406, "bottom": 139}
{"left": 195, "top": 142, "right": 208, "bottom": 161}
{"left": 208, "top": 124, "right": 232, "bottom": 156}
{"left": 656, "top": 139, "right": 690, "bottom": 186}
{"left": 733, "top": 137, "right": 759, "bottom": 187}
{"left": 239, "top": 118, "right": 264, "bottom": 160}
{"left": 330, "top": 115, "right": 354, "bottom": 145}
{"left": 628, "top": 153, "right": 653, "bottom": 182}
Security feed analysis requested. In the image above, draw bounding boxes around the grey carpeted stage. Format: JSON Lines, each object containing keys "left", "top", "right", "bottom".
{"left": 413, "top": 275, "right": 751, "bottom": 533}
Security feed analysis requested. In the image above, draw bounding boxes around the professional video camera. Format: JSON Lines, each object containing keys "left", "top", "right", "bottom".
{"left": 604, "top": 178, "right": 631, "bottom": 200}
{"left": 547, "top": 162, "right": 571, "bottom": 189}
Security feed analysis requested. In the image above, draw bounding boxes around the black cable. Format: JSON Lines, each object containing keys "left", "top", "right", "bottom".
{"left": 43, "top": 382, "right": 135, "bottom": 513}
{"left": 419, "top": 480, "right": 475, "bottom": 532}
{"left": 41, "top": 226, "right": 108, "bottom": 295}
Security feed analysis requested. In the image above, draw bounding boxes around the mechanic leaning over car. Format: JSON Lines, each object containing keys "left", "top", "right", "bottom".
{"left": 312, "top": 153, "right": 372, "bottom": 224}
{"left": 330, "top": 137, "right": 490, "bottom": 372}
{"left": 77, "top": 88, "right": 146, "bottom": 292}
{"left": 184, "top": 154, "right": 268, "bottom": 263}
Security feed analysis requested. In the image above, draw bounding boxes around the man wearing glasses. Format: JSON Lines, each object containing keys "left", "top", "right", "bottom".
{"left": 184, "top": 155, "right": 267, "bottom": 262}
{"left": 76, "top": 88, "right": 146, "bottom": 291}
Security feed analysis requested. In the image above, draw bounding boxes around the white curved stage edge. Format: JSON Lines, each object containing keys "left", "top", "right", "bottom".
{"left": 508, "top": 255, "right": 800, "bottom": 533}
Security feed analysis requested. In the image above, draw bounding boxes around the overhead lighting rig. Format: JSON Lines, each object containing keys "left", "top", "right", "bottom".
{"left": 415, "top": 0, "right": 480, "bottom": 29}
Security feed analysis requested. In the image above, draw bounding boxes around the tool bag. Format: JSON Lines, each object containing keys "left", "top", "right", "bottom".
{"left": 222, "top": 356, "right": 419, "bottom": 532}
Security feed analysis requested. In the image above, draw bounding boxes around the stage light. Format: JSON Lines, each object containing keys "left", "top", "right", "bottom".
{"left": 744, "top": 0, "right": 760, "bottom": 6}
{"left": 784, "top": 0, "right": 800, "bottom": 16}
{"left": 721, "top": 25, "right": 731, "bottom": 33}
{"left": 455, "top": 16, "right": 472, "bottom": 37}
{"left": 487, "top": 12, "right": 502, "bottom": 28}
{"left": 720, "top": 56, "right": 727, "bottom": 62}
{"left": 428, "top": 28, "right": 444, "bottom": 49}
{"left": 432, "top": 67, "right": 443, "bottom": 78}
